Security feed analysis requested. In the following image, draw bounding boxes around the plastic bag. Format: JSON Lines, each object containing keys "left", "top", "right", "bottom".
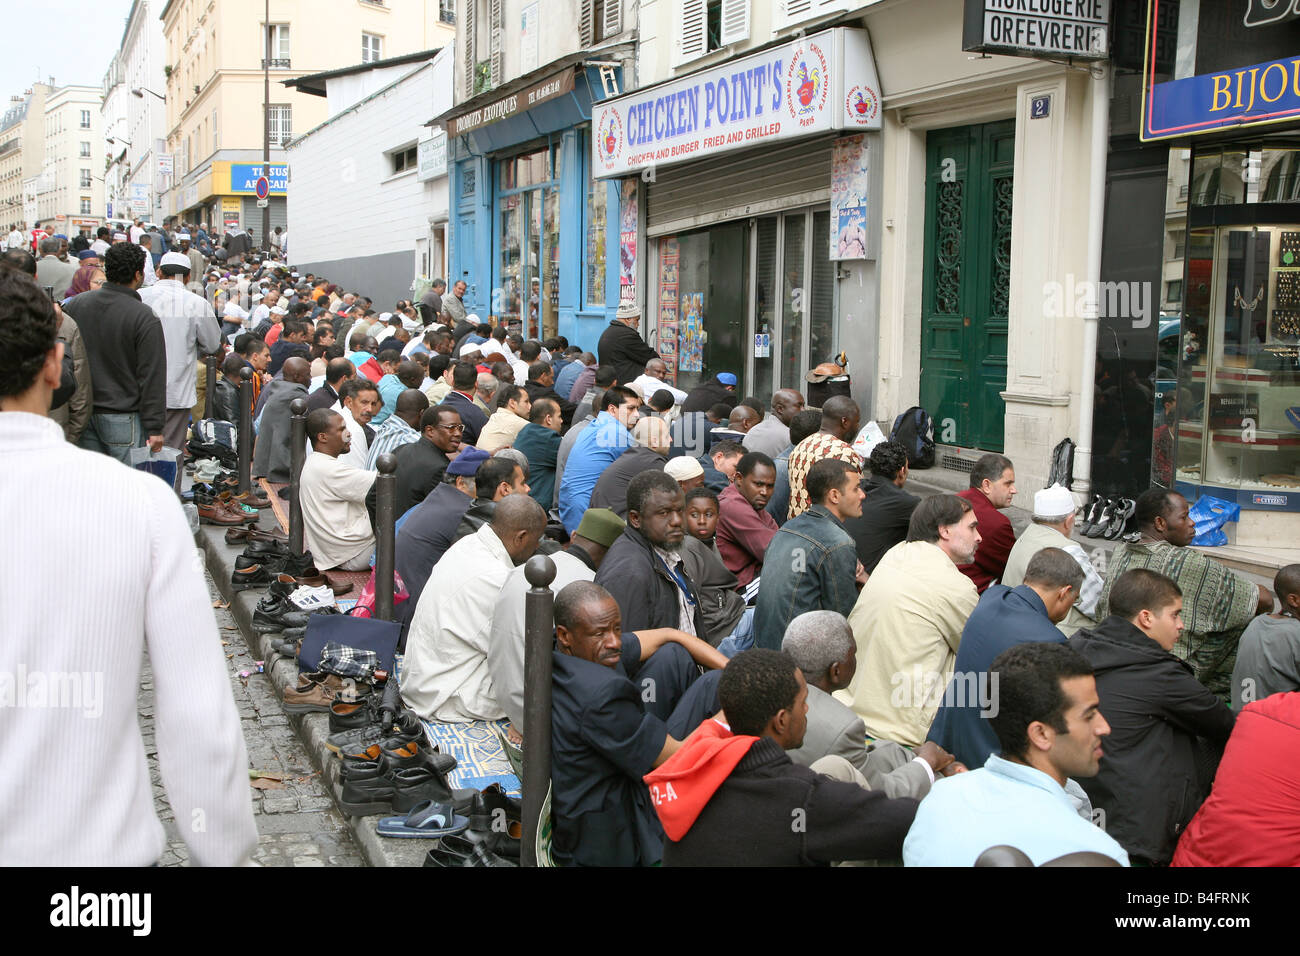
{"left": 351, "top": 568, "right": 410, "bottom": 619}
{"left": 129, "top": 445, "right": 183, "bottom": 494}
{"left": 851, "top": 420, "right": 889, "bottom": 460}
{"left": 1188, "top": 495, "right": 1239, "bottom": 548}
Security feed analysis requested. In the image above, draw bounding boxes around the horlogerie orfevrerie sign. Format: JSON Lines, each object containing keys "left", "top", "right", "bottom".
{"left": 962, "top": 0, "right": 1110, "bottom": 60}
{"left": 591, "top": 28, "right": 882, "bottom": 179}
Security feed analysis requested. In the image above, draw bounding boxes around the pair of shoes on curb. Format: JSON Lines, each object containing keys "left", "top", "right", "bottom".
{"left": 282, "top": 671, "right": 368, "bottom": 714}
{"left": 422, "top": 825, "right": 519, "bottom": 867}
{"left": 200, "top": 491, "right": 258, "bottom": 527}
{"left": 1081, "top": 495, "right": 1136, "bottom": 540}
{"left": 225, "top": 525, "right": 288, "bottom": 545}
{"left": 338, "top": 745, "right": 473, "bottom": 817}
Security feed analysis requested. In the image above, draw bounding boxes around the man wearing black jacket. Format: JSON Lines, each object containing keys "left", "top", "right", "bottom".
{"left": 843, "top": 440, "right": 920, "bottom": 575}
{"left": 1069, "top": 568, "right": 1236, "bottom": 865}
{"left": 306, "top": 357, "right": 355, "bottom": 413}
{"left": 651, "top": 648, "right": 919, "bottom": 866}
{"left": 597, "top": 301, "right": 658, "bottom": 389}
{"left": 389, "top": 405, "right": 462, "bottom": 518}
{"left": 63, "top": 242, "right": 167, "bottom": 463}
{"left": 595, "top": 470, "right": 709, "bottom": 640}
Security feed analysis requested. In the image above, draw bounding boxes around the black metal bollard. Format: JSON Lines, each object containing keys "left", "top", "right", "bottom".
{"left": 237, "top": 366, "right": 253, "bottom": 495}
{"left": 373, "top": 453, "right": 398, "bottom": 622}
{"left": 521, "top": 553, "right": 556, "bottom": 868}
{"left": 288, "top": 398, "right": 307, "bottom": 557}
{"left": 203, "top": 353, "right": 218, "bottom": 419}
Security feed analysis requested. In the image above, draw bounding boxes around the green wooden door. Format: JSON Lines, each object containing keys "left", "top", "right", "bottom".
{"left": 920, "top": 120, "right": 1015, "bottom": 452}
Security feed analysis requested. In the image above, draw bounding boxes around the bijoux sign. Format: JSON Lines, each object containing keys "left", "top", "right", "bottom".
{"left": 591, "top": 28, "right": 881, "bottom": 179}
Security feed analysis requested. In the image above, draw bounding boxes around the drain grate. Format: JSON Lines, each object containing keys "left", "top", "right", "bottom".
{"left": 941, "top": 454, "right": 975, "bottom": 474}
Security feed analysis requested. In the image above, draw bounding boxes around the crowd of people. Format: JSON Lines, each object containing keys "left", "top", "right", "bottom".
{"left": 4, "top": 230, "right": 1298, "bottom": 869}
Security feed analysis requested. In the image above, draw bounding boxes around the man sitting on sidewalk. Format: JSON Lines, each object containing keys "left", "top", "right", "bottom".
{"left": 956, "top": 453, "right": 1018, "bottom": 593}
{"left": 1002, "top": 483, "right": 1103, "bottom": 636}
{"left": 300, "top": 407, "right": 377, "bottom": 571}
{"left": 1096, "top": 488, "right": 1271, "bottom": 698}
{"left": 647, "top": 648, "right": 920, "bottom": 866}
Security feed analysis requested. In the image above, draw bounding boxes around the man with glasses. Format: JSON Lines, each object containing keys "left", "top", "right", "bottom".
{"left": 390, "top": 406, "right": 464, "bottom": 520}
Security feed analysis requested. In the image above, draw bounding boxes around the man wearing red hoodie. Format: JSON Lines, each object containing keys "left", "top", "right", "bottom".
{"left": 550, "top": 581, "right": 727, "bottom": 867}
{"left": 646, "top": 648, "right": 919, "bottom": 866}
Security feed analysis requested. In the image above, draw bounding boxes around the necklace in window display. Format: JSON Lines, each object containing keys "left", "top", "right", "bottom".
{"left": 1234, "top": 284, "right": 1265, "bottom": 314}
{"left": 1274, "top": 311, "right": 1300, "bottom": 342}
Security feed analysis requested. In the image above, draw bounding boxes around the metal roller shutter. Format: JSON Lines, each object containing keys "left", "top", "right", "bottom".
{"left": 242, "top": 196, "right": 288, "bottom": 236}
{"left": 645, "top": 135, "right": 835, "bottom": 237}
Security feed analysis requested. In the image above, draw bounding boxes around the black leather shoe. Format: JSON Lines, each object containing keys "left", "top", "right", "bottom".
{"left": 338, "top": 769, "right": 396, "bottom": 816}
{"left": 329, "top": 696, "right": 378, "bottom": 734}
{"left": 232, "top": 563, "right": 271, "bottom": 591}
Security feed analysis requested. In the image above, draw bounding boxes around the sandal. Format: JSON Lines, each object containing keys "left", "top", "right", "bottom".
{"left": 376, "top": 801, "right": 468, "bottom": 839}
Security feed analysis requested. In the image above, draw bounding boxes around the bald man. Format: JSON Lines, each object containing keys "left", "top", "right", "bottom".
{"left": 743, "top": 389, "right": 806, "bottom": 459}
{"left": 590, "top": 415, "right": 672, "bottom": 519}
{"left": 631, "top": 358, "right": 688, "bottom": 407}
{"left": 401, "top": 494, "right": 548, "bottom": 722}
{"left": 252, "top": 355, "right": 312, "bottom": 483}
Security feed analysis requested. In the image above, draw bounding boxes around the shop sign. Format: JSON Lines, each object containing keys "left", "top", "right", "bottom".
{"left": 447, "top": 69, "right": 576, "bottom": 138}
{"left": 1142, "top": 52, "right": 1300, "bottom": 140}
{"left": 962, "top": 0, "right": 1109, "bottom": 60}
{"left": 227, "top": 163, "right": 288, "bottom": 194}
{"left": 591, "top": 28, "right": 881, "bottom": 179}
{"left": 418, "top": 130, "right": 447, "bottom": 181}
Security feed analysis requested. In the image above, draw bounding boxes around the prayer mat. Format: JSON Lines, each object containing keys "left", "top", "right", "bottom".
{"left": 261, "top": 479, "right": 289, "bottom": 532}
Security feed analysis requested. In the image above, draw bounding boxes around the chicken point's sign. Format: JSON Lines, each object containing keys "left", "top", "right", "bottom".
{"left": 592, "top": 28, "right": 881, "bottom": 179}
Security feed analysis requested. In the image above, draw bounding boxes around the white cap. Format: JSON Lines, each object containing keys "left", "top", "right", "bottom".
{"left": 1033, "top": 483, "right": 1076, "bottom": 519}
{"left": 270, "top": 305, "right": 288, "bottom": 316}
{"left": 664, "top": 457, "right": 705, "bottom": 483}
{"left": 158, "top": 251, "right": 192, "bottom": 274}
{"left": 176, "top": 232, "right": 191, "bottom": 240}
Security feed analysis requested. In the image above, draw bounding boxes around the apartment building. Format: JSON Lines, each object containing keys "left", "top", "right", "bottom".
{"left": 0, "top": 83, "right": 51, "bottom": 231}
{"left": 36, "top": 85, "right": 104, "bottom": 238}
{"left": 102, "top": 0, "right": 169, "bottom": 225}
{"left": 159, "top": 0, "right": 454, "bottom": 236}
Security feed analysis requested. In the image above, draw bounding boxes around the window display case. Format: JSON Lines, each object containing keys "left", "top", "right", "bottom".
{"left": 1168, "top": 144, "right": 1300, "bottom": 526}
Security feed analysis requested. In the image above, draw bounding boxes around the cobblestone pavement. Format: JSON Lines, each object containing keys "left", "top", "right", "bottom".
{"left": 136, "top": 570, "right": 364, "bottom": 867}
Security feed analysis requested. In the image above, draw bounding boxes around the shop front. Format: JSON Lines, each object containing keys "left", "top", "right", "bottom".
{"left": 174, "top": 160, "right": 288, "bottom": 236}
{"left": 592, "top": 28, "right": 883, "bottom": 396}
{"left": 441, "top": 51, "right": 632, "bottom": 349}
{"left": 1142, "top": 2, "right": 1300, "bottom": 546}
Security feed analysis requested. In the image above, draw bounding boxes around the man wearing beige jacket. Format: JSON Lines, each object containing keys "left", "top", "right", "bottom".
{"left": 845, "top": 494, "right": 980, "bottom": 747}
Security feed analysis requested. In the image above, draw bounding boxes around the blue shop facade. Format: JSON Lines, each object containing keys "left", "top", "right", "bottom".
{"left": 440, "top": 50, "right": 634, "bottom": 353}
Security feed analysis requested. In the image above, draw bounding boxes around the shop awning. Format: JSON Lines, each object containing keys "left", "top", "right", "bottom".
{"left": 428, "top": 41, "right": 634, "bottom": 141}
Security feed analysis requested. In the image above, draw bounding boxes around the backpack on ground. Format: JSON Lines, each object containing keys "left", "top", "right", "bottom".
{"left": 1046, "top": 437, "right": 1075, "bottom": 489}
{"left": 890, "top": 406, "right": 936, "bottom": 469}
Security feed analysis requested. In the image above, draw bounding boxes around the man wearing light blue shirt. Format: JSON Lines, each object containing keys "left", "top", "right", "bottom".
{"left": 557, "top": 385, "right": 640, "bottom": 533}
{"left": 904, "top": 642, "right": 1129, "bottom": 867}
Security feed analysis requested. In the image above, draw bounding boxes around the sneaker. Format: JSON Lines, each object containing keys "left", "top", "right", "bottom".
{"left": 288, "top": 584, "right": 336, "bottom": 612}
{"left": 251, "top": 594, "right": 311, "bottom": 633}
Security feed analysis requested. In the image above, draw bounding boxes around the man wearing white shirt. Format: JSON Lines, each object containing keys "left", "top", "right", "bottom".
{"left": 300, "top": 407, "right": 378, "bottom": 571}
{"left": 6, "top": 224, "right": 26, "bottom": 250}
{"left": 249, "top": 290, "right": 274, "bottom": 330}
{"left": 334, "top": 377, "right": 380, "bottom": 470}
{"left": 137, "top": 234, "right": 157, "bottom": 287}
{"left": 630, "top": 357, "right": 688, "bottom": 406}
{"left": 0, "top": 270, "right": 256, "bottom": 865}
{"left": 139, "top": 252, "right": 223, "bottom": 451}
{"left": 401, "top": 494, "right": 547, "bottom": 721}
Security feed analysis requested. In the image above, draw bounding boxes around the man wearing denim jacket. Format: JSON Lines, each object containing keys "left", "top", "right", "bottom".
{"left": 753, "top": 458, "right": 866, "bottom": 650}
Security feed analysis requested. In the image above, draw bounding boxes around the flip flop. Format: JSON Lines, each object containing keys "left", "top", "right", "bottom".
{"left": 376, "top": 801, "right": 469, "bottom": 839}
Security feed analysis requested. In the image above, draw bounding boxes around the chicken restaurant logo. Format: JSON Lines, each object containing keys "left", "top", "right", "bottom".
{"left": 596, "top": 107, "right": 623, "bottom": 172}
{"left": 786, "top": 43, "right": 829, "bottom": 126}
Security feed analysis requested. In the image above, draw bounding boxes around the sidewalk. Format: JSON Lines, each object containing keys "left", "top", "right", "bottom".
{"left": 198, "top": 520, "right": 418, "bottom": 868}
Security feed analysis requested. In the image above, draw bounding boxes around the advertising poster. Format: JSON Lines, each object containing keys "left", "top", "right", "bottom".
{"left": 657, "top": 237, "right": 680, "bottom": 381}
{"left": 619, "top": 179, "right": 637, "bottom": 300}
{"left": 830, "top": 134, "right": 869, "bottom": 261}
{"left": 680, "top": 292, "right": 704, "bottom": 373}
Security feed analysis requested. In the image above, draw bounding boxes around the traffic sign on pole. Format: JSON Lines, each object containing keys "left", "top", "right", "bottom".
{"left": 255, "top": 176, "right": 270, "bottom": 200}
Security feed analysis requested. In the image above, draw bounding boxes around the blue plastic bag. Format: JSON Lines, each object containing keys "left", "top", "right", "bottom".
{"left": 1188, "top": 495, "right": 1239, "bottom": 547}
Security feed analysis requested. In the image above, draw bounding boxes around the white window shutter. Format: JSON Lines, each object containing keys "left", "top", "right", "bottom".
{"left": 489, "top": 0, "right": 503, "bottom": 86}
{"left": 676, "top": 0, "right": 707, "bottom": 66}
{"left": 719, "top": 0, "right": 749, "bottom": 45}
{"left": 774, "top": 0, "right": 812, "bottom": 31}
{"left": 462, "top": 0, "right": 475, "bottom": 98}
{"left": 580, "top": 0, "right": 594, "bottom": 48}
{"left": 603, "top": 0, "right": 622, "bottom": 38}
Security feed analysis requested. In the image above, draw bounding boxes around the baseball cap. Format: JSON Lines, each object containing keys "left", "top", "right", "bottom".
{"left": 446, "top": 446, "right": 490, "bottom": 477}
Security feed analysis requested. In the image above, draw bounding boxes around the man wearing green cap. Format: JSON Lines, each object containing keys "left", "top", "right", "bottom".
{"left": 489, "top": 507, "right": 628, "bottom": 733}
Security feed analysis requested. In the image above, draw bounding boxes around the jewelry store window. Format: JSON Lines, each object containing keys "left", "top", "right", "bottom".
{"left": 1166, "top": 143, "right": 1300, "bottom": 498}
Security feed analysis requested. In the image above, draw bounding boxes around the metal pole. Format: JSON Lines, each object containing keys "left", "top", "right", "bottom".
{"left": 373, "top": 453, "right": 397, "bottom": 622}
{"left": 288, "top": 397, "right": 307, "bottom": 557}
{"left": 237, "top": 365, "right": 253, "bottom": 495}
{"left": 203, "top": 353, "right": 217, "bottom": 420}
{"left": 262, "top": 0, "right": 271, "bottom": 254}
{"left": 521, "top": 553, "right": 556, "bottom": 868}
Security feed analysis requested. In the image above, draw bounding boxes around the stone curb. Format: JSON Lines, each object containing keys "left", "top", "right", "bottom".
{"left": 198, "top": 523, "right": 429, "bottom": 867}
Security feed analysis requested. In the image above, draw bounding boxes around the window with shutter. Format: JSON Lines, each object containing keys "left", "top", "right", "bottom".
{"left": 719, "top": 0, "right": 748, "bottom": 45}
{"left": 582, "top": 0, "right": 595, "bottom": 46}
{"left": 677, "top": 0, "right": 707, "bottom": 66}
{"left": 603, "top": 0, "right": 622, "bottom": 38}
{"left": 462, "top": 0, "right": 476, "bottom": 99}
{"left": 489, "top": 0, "right": 502, "bottom": 86}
